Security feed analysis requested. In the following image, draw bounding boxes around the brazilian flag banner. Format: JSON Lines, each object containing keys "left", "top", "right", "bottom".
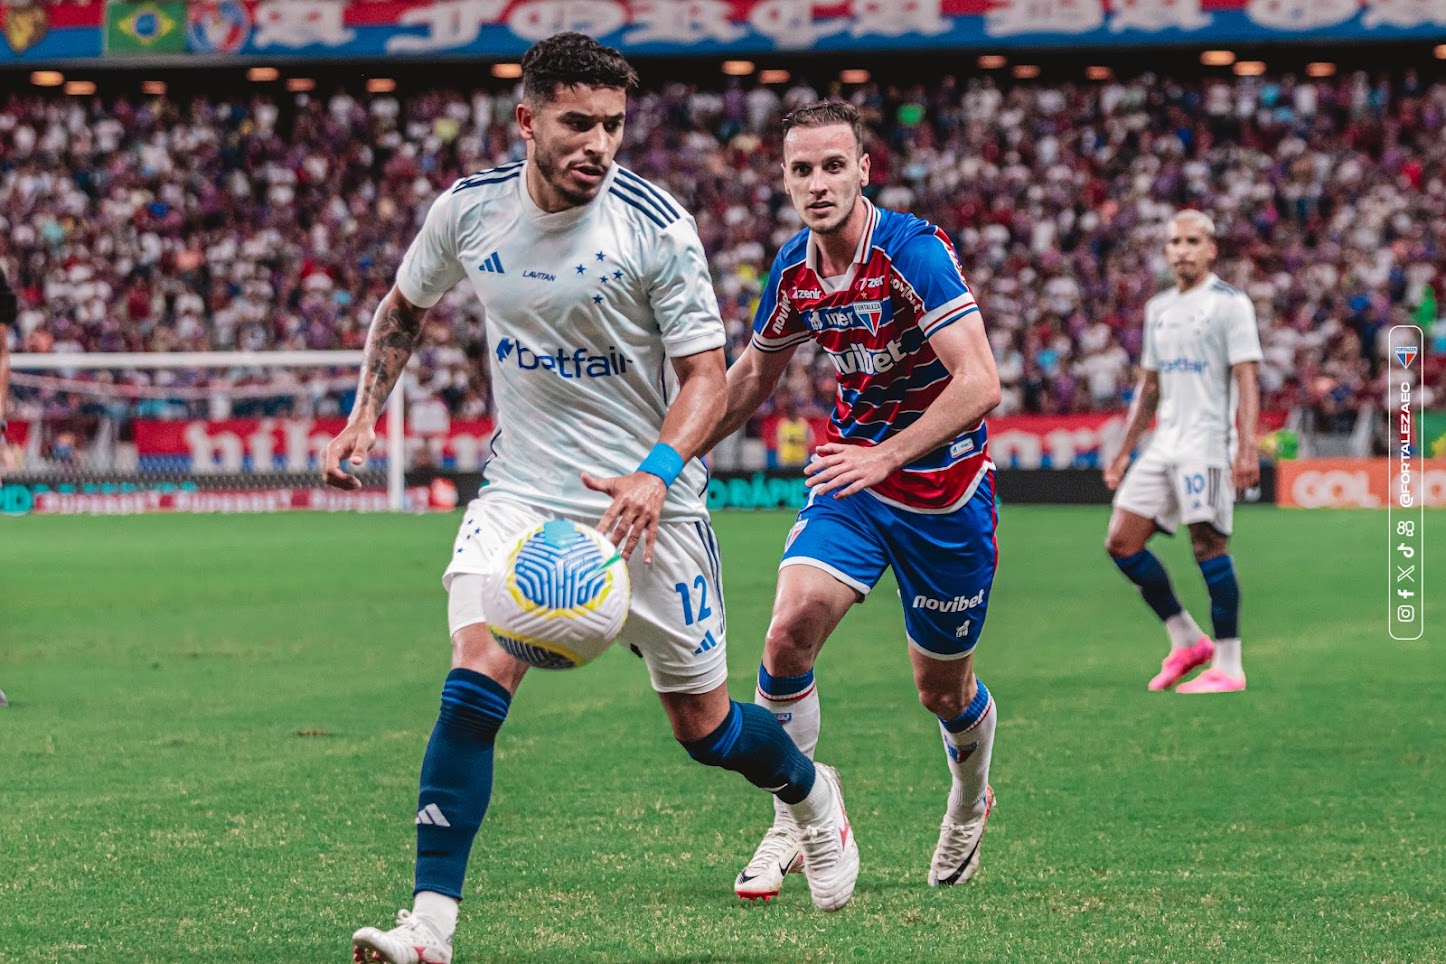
{"left": 105, "top": 1, "right": 185, "bottom": 55}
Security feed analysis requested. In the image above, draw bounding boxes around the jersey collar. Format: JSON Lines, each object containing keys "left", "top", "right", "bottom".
{"left": 805, "top": 196, "right": 878, "bottom": 289}
{"left": 516, "top": 160, "right": 619, "bottom": 229}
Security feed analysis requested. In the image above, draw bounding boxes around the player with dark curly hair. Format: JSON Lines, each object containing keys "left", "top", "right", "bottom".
{"left": 342, "top": 34, "right": 855, "bottom": 964}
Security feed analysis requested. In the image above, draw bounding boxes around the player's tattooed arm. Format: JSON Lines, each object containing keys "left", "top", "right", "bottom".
{"left": 1105, "top": 371, "right": 1159, "bottom": 490}
{"left": 321, "top": 286, "right": 427, "bottom": 490}
{"left": 355, "top": 287, "right": 427, "bottom": 418}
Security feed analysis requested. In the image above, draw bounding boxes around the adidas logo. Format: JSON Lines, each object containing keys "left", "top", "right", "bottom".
{"left": 416, "top": 803, "right": 451, "bottom": 827}
{"left": 478, "top": 252, "right": 504, "bottom": 274}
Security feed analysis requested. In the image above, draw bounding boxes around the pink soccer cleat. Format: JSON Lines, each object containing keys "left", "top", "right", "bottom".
{"left": 1148, "top": 638, "right": 1214, "bottom": 691}
{"left": 1176, "top": 668, "right": 1246, "bottom": 694}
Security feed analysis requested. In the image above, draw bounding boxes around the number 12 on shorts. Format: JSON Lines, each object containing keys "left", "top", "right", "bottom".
{"left": 673, "top": 575, "right": 713, "bottom": 626}
{"left": 675, "top": 575, "right": 717, "bottom": 654}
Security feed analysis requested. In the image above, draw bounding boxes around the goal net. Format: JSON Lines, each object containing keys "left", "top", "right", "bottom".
{"left": 2, "top": 350, "right": 480, "bottom": 515}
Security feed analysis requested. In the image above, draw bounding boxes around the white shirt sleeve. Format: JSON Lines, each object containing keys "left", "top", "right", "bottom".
{"left": 648, "top": 215, "right": 726, "bottom": 359}
{"left": 1226, "top": 292, "right": 1264, "bottom": 366}
{"left": 395, "top": 189, "right": 468, "bottom": 309}
{"left": 1140, "top": 300, "right": 1159, "bottom": 371}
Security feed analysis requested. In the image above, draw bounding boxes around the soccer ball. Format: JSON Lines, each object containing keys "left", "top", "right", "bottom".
{"left": 482, "top": 518, "right": 630, "bottom": 669}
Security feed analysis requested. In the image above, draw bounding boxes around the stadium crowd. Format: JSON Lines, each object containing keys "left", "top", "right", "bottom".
{"left": 2, "top": 68, "right": 1442, "bottom": 434}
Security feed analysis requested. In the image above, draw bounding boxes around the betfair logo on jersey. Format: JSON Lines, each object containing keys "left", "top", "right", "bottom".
{"left": 825, "top": 337, "right": 906, "bottom": 375}
{"left": 912, "top": 590, "right": 986, "bottom": 613}
{"left": 1158, "top": 357, "right": 1207, "bottom": 374}
{"left": 494, "top": 337, "right": 630, "bottom": 378}
{"left": 803, "top": 300, "right": 885, "bottom": 335}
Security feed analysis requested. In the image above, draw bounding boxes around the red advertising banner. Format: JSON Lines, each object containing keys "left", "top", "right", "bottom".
{"left": 132, "top": 417, "right": 495, "bottom": 472}
{"left": 127, "top": 413, "right": 1286, "bottom": 473}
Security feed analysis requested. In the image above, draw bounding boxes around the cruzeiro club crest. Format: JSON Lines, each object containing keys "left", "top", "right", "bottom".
{"left": 3, "top": 4, "right": 50, "bottom": 54}
{"left": 1395, "top": 346, "right": 1418, "bottom": 369}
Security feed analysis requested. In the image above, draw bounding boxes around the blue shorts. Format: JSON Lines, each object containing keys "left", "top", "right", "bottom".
{"left": 780, "top": 474, "right": 998, "bottom": 659}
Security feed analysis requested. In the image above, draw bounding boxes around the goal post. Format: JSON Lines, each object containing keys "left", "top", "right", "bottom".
{"left": 7, "top": 350, "right": 411, "bottom": 511}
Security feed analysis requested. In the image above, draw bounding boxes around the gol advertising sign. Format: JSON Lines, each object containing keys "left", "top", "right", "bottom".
{"left": 1277, "top": 459, "right": 1446, "bottom": 509}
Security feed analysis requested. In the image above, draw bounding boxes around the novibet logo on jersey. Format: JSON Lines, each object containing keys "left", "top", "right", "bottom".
{"left": 493, "top": 337, "right": 632, "bottom": 379}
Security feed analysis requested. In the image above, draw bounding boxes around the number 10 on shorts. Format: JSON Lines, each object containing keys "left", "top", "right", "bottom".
{"left": 1388, "top": 325, "right": 1424, "bottom": 641}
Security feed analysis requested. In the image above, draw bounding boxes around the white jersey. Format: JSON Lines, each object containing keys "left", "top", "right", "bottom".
{"left": 1140, "top": 273, "right": 1263, "bottom": 464}
{"left": 396, "top": 161, "right": 724, "bottom": 523}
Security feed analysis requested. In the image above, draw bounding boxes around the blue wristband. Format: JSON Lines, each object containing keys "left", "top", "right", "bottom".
{"left": 637, "top": 443, "right": 685, "bottom": 488}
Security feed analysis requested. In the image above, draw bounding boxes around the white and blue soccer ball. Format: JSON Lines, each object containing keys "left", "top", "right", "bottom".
{"left": 482, "top": 518, "right": 630, "bottom": 669}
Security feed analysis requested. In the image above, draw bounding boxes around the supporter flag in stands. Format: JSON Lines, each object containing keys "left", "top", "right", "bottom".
{"left": 106, "top": 1, "right": 186, "bottom": 55}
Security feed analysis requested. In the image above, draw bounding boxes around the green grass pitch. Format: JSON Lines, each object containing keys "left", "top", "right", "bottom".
{"left": 1, "top": 506, "right": 1441, "bottom": 963}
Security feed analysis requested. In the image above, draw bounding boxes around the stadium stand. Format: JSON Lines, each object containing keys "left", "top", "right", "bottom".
{"left": 2, "top": 69, "right": 1442, "bottom": 443}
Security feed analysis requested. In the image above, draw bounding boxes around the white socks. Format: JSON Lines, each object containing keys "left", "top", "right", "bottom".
{"left": 787, "top": 766, "right": 836, "bottom": 826}
{"left": 1212, "top": 638, "right": 1243, "bottom": 676}
{"left": 413, "top": 890, "right": 458, "bottom": 942}
{"left": 1165, "top": 611, "right": 1205, "bottom": 650}
{"left": 755, "top": 675, "right": 820, "bottom": 759}
{"left": 941, "top": 692, "right": 996, "bottom": 823}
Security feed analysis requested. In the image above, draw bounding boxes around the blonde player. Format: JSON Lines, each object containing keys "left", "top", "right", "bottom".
{"left": 1104, "top": 210, "right": 1262, "bottom": 694}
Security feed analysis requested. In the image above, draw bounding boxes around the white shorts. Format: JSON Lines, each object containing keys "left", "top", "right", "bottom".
{"left": 1113, "top": 449, "right": 1234, "bottom": 536}
{"left": 442, "top": 490, "right": 728, "bottom": 695}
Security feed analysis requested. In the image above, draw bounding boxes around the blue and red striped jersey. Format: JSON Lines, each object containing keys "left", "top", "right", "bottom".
{"left": 751, "top": 199, "right": 990, "bottom": 512}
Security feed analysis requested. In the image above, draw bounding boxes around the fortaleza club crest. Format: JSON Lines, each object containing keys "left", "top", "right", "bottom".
{"left": 188, "top": 0, "right": 251, "bottom": 54}
{"left": 2, "top": 4, "right": 49, "bottom": 54}
{"left": 1396, "top": 346, "right": 1418, "bottom": 368}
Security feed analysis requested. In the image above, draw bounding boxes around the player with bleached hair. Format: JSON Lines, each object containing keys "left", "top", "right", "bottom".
{"left": 706, "top": 100, "right": 1003, "bottom": 898}
{"left": 1103, "top": 209, "right": 1263, "bottom": 694}
{"left": 330, "top": 33, "right": 858, "bottom": 964}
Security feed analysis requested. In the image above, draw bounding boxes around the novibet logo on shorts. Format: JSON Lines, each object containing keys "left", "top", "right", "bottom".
{"left": 911, "top": 590, "right": 986, "bottom": 613}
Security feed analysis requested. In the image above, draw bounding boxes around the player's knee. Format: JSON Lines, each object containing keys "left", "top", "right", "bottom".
{"left": 917, "top": 680, "right": 973, "bottom": 722}
{"left": 764, "top": 597, "right": 832, "bottom": 664}
{"left": 1104, "top": 530, "right": 1138, "bottom": 559}
{"left": 1190, "top": 529, "right": 1228, "bottom": 562}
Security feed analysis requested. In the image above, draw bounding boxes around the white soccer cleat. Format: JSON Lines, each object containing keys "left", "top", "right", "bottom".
{"left": 734, "top": 804, "right": 804, "bottom": 901}
{"left": 352, "top": 909, "right": 452, "bottom": 964}
{"left": 929, "top": 784, "right": 995, "bottom": 887}
{"left": 796, "top": 763, "right": 859, "bottom": 911}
